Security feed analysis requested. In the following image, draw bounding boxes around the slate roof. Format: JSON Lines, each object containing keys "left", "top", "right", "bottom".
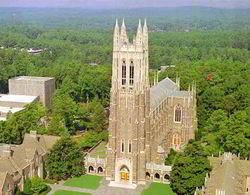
{"left": 0, "top": 132, "right": 59, "bottom": 184}
{"left": 205, "top": 153, "right": 250, "bottom": 195}
{"left": 0, "top": 157, "right": 22, "bottom": 183}
{"left": 150, "top": 77, "right": 190, "bottom": 110}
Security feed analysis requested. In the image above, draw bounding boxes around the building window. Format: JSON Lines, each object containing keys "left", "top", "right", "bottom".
{"left": 173, "top": 134, "right": 181, "bottom": 145}
{"left": 122, "top": 60, "right": 126, "bottom": 85}
{"left": 121, "top": 139, "right": 125, "bottom": 153}
{"left": 172, "top": 133, "right": 181, "bottom": 150}
{"left": 174, "top": 104, "right": 182, "bottom": 122}
{"left": 128, "top": 140, "right": 132, "bottom": 153}
{"left": 129, "top": 60, "right": 134, "bottom": 85}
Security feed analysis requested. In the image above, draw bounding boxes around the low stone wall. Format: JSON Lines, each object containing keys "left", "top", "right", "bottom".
{"left": 145, "top": 163, "right": 172, "bottom": 184}
{"left": 85, "top": 156, "right": 106, "bottom": 176}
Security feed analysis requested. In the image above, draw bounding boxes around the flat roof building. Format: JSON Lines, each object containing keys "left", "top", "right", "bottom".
{"left": 9, "top": 76, "right": 55, "bottom": 108}
{"left": 0, "top": 94, "right": 38, "bottom": 121}
{"left": 0, "top": 76, "right": 55, "bottom": 121}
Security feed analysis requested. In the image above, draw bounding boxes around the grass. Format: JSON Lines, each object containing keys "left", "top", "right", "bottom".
{"left": 53, "top": 190, "right": 91, "bottom": 195}
{"left": 64, "top": 175, "right": 102, "bottom": 190}
{"left": 141, "top": 182, "right": 175, "bottom": 195}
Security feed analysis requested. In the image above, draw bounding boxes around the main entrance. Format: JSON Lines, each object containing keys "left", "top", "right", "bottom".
{"left": 120, "top": 166, "right": 129, "bottom": 181}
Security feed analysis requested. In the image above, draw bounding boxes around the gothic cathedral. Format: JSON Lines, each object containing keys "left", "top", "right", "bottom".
{"left": 86, "top": 19, "right": 197, "bottom": 189}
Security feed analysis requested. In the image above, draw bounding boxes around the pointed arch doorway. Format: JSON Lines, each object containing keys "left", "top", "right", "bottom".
{"left": 120, "top": 165, "right": 130, "bottom": 182}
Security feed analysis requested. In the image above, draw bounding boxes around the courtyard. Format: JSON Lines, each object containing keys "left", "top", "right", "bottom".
{"left": 64, "top": 175, "right": 102, "bottom": 189}
{"left": 49, "top": 174, "right": 174, "bottom": 195}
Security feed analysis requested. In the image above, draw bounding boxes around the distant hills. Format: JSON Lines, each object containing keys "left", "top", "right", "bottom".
{"left": 0, "top": 6, "right": 250, "bottom": 31}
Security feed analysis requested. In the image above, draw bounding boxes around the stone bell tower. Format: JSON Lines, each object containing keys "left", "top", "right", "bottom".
{"left": 106, "top": 19, "right": 150, "bottom": 188}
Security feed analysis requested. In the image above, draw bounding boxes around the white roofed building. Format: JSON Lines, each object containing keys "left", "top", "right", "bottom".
{"left": 0, "top": 94, "right": 38, "bottom": 121}
{"left": 0, "top": 76, "right": 55, "bottom": 121}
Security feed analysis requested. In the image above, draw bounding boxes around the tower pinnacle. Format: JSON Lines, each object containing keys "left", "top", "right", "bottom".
{"left": 120, "top": 18, "right": 128, "bottom": 43}
{"left": 115, "top": 19, "right": 119, "bottom": 29}
{"left": 113, "top": 19, "right": 120, "bottom": 50}
{"left": 137, "top": 19, "right": 142, "bottom": 35}
{"left": 143, "top": 18, "right": 148, "bottom": 33}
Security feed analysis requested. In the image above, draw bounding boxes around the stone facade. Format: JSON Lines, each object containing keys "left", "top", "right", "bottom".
{"left": 0, "top": 132, "right": 59, "bottom": 194}
{"left": 9, "top": 76, "right": 55, "bottom": 108}
{"left": 101, "top": 19, "right": 197, "bottom": 188}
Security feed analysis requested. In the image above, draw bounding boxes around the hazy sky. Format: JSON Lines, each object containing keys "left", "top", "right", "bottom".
{"left": 0, "top": 0, "right": 250, "bottom": 9}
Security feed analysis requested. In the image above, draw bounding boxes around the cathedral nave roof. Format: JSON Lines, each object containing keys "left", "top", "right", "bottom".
{"left": 150, "top": 77, "right": 190, "bottom": 110}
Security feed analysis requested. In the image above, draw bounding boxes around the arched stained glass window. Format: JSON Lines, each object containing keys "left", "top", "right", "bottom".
{"left": 174, "top": 104, "right": 182, "bottom": 122}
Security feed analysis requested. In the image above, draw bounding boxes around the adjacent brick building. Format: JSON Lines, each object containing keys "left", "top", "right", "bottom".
{"left": 196, "top": 153, "right": 250, "bottom": 195}
{"left": 0, "top": 132, "right": 59, "bottom": 195}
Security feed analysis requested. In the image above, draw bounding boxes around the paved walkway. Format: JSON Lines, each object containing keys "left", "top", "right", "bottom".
{"left": 48, "top": 178, "right": 148, "bottom": 195}
{"left": 93, "top": 180, "right": 146, "bottom": 195}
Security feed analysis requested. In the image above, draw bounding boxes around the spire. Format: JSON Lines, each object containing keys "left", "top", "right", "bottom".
{"left": 115, "top": 19, "right": 119, "bottom": 30}
{"left": 114, "top": 19, "right": 119, "bottom": 35}
{"left": 122, "top": 18, "right": 125, "bottom": 28}
{"left": 143, "top": 18, "right": 148, "bottom": 33}
{"left": 113, "top": 19, "right": 119, "bottom": 50}
{"left": 143, "top": 18, "right": 148, "bottom": 50}
{"left": 136, "top": 19, "right": 143, "bottom": 46}
{"left": 120, "top": 18, "right": 128, "bottom": 44}
{"left": 137, "top": 19, "right": 142, "bottom": 36}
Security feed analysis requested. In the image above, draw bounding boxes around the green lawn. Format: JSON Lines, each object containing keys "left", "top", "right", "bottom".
{"left": 141, "top": 182, "right": 175, "bottom": 195}
{"left": 53, "top": 190, "right": 91, "bottom": 195}
{"left": 64, "top": 175, "right": 102, "bottom": 189}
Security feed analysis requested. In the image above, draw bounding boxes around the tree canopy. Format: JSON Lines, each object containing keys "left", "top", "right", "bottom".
{"left": 46, "top": 137, "right": 85, "bottom": 180}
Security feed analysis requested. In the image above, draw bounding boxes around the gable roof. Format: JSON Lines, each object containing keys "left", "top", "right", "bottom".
{"left": 206, "top": 153, "right": 250, "bottom": 195}
{"left": 0, "top": 157, "right": 22, "bottom": 183}
{"left": 150, "top": 77, "right": 190, "bottom": 110}
{"left": 0, "top": 132, "right": 59, "bottom": 185}
{"left": 21, "top": 133, "right": 59, "bottom": 156}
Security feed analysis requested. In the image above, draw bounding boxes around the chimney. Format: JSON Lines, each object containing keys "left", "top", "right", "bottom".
{"left": 30, "top": 130, "right": 39, "bottom": 141}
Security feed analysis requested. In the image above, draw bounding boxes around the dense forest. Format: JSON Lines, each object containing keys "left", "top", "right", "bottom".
{"left": 1, "top": 7, "right": 250, "bottom": 31}
{"left": 0, "top": 7, "right": 249, "bottom": 195}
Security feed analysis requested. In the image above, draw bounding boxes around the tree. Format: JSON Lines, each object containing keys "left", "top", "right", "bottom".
{"left": 0, "top": 103, "right": 45, "bottom": 144}
{"left": 46, "top": 137, "right": 85, "bottom": 180}
{"left": 51, "top": 94, "right": 78, "bottom": 134}
{"left": 30, "top": 177, "right": 48, "bottom": 194}
{"left": 47, "top": 114, "right": 69, "bottom": 136}
{"left": 77, "top": 130, "right": 108, "bottom": 149}
{"left": 171, "top": 142, "right": 211, "bottom": 195}
{"left": 165, "top": 149, "right": 178, "bottom": 166}
{"left": 77, "top": 99, "right": 107, "bottom": 131}
{"left": 23, "top": 177, "right": 47, "bottom": 195}
{"left": 203, "top": 109, "right": 228, "bottom": 133}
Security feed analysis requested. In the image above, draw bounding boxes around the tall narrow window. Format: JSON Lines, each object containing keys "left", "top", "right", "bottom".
{"left": 129, "top": 60, "right": 134, "bottom": 85}
{"left": 122, "top": 60, "right": 126, "bottom": 85}
{"left": 174, "top": 104, "right": 182, "bottom": 122}
{"left": 128, "top": 140, "right": 132, "bottom": 153}
{"left": 121, "top": 139, "right": 124, "bottom": 153}
{"left": 172, "top": 133, "right": 181, "bottom": 147}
